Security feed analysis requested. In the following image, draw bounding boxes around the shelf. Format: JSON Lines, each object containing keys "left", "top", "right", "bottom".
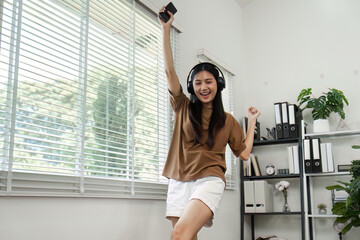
{"left": 245, "top": 211, "right": 302, "bottom": 215}
{"left": 241, "top": 121, "right": 305, "bottom": 240}
{"left": 306, "top": 172, "right": 350, "bottom": 177}
{"left": 304, "top": 129, "right": 360, "bottom": 138}
{"left": 244, "top": 174, "right": 300, "bottom": 180}
{"left": 308, "top": 214, "right": 339, "bottom": 218}
{"left": 253, "top": 138, "right": 299, "bottom": 146}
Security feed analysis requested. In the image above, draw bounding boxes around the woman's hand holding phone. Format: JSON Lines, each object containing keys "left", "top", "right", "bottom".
{"left": 159, "top": 2, "right": 177, "bottom": 26}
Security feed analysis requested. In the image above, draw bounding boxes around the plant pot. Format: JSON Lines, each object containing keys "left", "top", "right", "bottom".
{"left": 313, "top": 119, "right": 330, "bottom": 133}
{"left": 318, "top": 208, "right": 327, "bottom": 215}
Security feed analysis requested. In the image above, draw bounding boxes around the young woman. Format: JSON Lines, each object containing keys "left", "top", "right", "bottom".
{"left": 159, "top": 7, "right": 260, "bottom": 240}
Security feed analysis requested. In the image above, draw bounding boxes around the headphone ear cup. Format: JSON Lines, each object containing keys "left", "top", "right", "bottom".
{"left": 187, "top": 80, "right": 194, "bottom": 94}
{"left": 218, "top": 77, "right": 226, "bottom": 91}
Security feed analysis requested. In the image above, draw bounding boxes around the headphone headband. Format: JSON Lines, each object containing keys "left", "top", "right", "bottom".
{"left": 186, "top": 62, "right": 226, "bottom": 94}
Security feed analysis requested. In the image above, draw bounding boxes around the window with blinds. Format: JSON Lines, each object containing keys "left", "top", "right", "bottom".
{"left": 0, "top": 0, "right": 179, "bottom": 199}
{"left": 221, "top": 71, "right": 238, "bottom": 189}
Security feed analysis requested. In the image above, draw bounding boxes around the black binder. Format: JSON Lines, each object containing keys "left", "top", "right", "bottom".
{"left": 288, "top": 104, "right": 299, "bottom": 138}
{"left": 274, "top": 103, "right": 283, "bottom": 139}
{"left": 281, "top": 102, "right": 290, "bottom": 139}
{"left": 303, "top": 139, "right": 313, "bottom": 173}
{"left": 312, "top": 138, "right": 322, "bottom": 173}
{"left": 255, "top": 121, "right": 261, "bottom": 141}
{"left": 243, "top": 117, "right": 261, "bottom": 141}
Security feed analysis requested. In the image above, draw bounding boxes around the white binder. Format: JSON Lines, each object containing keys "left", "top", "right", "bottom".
{"left": 320, "top": 143, "right": 328, "bottom": 172}
{"left": 326, "top": 143, "right": 335, "bottom": 172}
{"left": 292, "top": 145, "right": 300, "bottom": 174}
{"left": 244, "top": 181, "right": 255, "bottom": 213}
{"left": 287, "top": 146, "right": 294, "bottom": 174}
{"left": 254, "top": 181, "right": 274, "bottom": 213}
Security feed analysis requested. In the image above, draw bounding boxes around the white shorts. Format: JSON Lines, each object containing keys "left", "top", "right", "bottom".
{"left": 166, "top": 176, "right": 225, "bottom": 228}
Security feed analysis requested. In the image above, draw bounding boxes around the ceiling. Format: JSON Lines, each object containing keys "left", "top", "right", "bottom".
{"left": 235, "top": 0, "right": 254, "bottom": 7}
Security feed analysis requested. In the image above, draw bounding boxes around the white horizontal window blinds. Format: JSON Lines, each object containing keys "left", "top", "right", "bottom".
{"left": 132, "top": 3, "right": 171, "bottom": 198}
{"left": 0, "top": 0, "right": 177, "bottom": 199}
{"left": 0, "top": 0, "right": 85, "bottom": 194}
{"left": 221, "top": 70, "right": 238, "bottom": 189}
{"left": 84, "top": 0, "right": 135, "bottom": 196}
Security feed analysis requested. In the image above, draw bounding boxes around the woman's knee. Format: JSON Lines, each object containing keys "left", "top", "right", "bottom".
{"left": 171, "top": 224, "right": 184, "bottom": 240}
{"left": 171, "top": 223, "right": 194, "bottom": 240}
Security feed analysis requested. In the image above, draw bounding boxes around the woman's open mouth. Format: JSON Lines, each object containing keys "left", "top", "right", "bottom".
{"left": 200, "top": 92, "right": 210, "bottom": 97}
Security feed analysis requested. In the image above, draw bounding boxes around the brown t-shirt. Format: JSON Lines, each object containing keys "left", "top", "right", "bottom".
{"left": 162, "top": 89, "right": 246, "bottom": 183}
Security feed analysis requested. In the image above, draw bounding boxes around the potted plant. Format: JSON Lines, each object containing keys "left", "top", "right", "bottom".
{"left": 297, "top": 88, "right": 349, "bottom": 132}
{"left": 325, "top": 145, "right": 360, "bottom": 235}
{"left": 317, "top": 203, "right": 327, "bottom": 215}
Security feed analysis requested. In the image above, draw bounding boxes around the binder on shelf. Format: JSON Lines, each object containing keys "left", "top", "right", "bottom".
{"left": 326, "top": 143, "right": 335, "bottom": 172}
{"left": 244, "top": 181, "right": 255, "bottom": 213}
{"left": 281, "top": 102, "right": 290, "bottom": 138}
{"left": 288, "top": 104, "right": 299, "bottom": 138}
{"left": 274, "top": 103, "right": 283, "bottom": 139}
{"left": 320, "top": 143, "right": 328, "bottom": 172}
{"left": 312, "top": 138, "right": 322, "bottom": 173}
{"left": 254, "top": 181, "right": 274, "bottom": 213}
{"left": 255, "top": 121, "right": 261, "bottom": 141}
{"left": 244, "top": 181, "right": 274, "bottom": 213}
{"left": 242, "top": 116, "right": 248, "bottom": 136}
{"left": 292, "top": 145, "right": 300, "bottom": 174}
{"left": 287, "top": 146, "right": 295, "bottom": 174}
{"left": 303, "top": 139, "right": 313, "bottom": 173}
{"left": 242, "top": 117, "right": 260, "bottom": 141}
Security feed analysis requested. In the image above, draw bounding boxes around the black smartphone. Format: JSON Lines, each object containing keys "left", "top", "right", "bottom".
{"left": 159, "top": 2, "right": 177, "bottom": 23}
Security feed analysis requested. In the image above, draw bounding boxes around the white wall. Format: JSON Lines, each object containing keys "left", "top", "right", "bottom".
{"left": 243, "top": 0, "right": 360, "bottom": 130}
{"left": 0, "top": 1, "right": 246, "bottom": 240}
{"left": 0, "top": 191, "right": 239, "bottom": 240}
{"left": 243, "top": 0, "right": 360, "bottom": 239}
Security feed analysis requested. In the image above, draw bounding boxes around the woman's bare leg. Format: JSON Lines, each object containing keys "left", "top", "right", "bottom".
{"left": 170, "top": 199, "right": 212, "bottom": 240}
{"left": 169, "top": 217, "right": 198, "bottom": 240}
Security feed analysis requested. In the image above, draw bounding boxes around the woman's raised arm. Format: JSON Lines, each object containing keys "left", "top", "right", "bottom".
{"left": 159, "top": 7, "right": 181, "bottom": 95}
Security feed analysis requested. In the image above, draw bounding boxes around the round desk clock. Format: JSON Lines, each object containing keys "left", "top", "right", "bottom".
{"left": 265, "top": 164, "right": 276, "bottom": 176}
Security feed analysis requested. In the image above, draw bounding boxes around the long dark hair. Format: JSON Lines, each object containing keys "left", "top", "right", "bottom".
{"left": 188, "top": 63, "right": 226, "bottom": 148}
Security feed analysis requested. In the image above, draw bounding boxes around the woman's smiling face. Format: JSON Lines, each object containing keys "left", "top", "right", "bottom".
{"left": 193, "top": 70, "right": 218, "bottom": 104}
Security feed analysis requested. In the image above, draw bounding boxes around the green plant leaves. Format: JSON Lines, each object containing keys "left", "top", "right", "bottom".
{"left": 350, "top": 160, "right": 360, "bottom": 179}
{"left": 332, "top": 202, "right": 347, "bottom": 215}
{"left": 297, "top": 88, "right": 312, "bottom": 111}
{"left": 296, "top": 88, "right": 349, "bottom": 120}
{"left": 336, "top": 216, "right": 351, "bottom": 224}
{"left": 297, "top": 88, "right": 312, "bottom": 102}
{"left": 327, "top": 88, "right": 349, "bottom": 119}
{"left": 327, "top": 158, "right": 360, "bottom": 235}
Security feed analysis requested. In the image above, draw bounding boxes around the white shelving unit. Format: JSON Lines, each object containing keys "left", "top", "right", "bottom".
{"left": 304, "top": 130, "right": 360, "bottom": 138}
{"left": 308, "top": 214, "right": 340, "bottom": 218}
{"left": 301, "top": 120, "right": 360, "bottom": 240}
{"left": 240, "top": 137, "right": 305, "bottom": 240}
{"left": 305, "top": 172, "right": 349, "bottom": 177}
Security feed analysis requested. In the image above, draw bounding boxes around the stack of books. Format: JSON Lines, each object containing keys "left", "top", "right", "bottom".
{"left": 332, "top": 189, "right": 349, "bottom": 206}
{"left": 243, "top": 154, "right": 261, "bottom": 177}
{"left": 287, "top": 145, "right": 300, "bottom": 174}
